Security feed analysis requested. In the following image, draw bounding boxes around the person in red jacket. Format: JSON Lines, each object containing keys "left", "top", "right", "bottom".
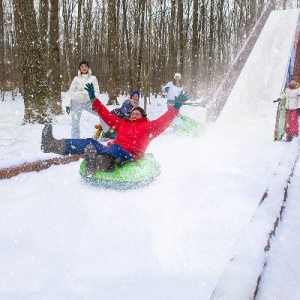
{"left": 41, "top": 83, "right": 190, "bottom": 174}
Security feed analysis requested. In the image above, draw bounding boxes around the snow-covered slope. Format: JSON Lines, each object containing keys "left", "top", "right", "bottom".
{"left": 0, "top": 9, "right": 299, "bottom": 300}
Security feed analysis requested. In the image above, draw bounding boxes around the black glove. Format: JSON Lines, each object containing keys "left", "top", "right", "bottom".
{"left": 66, "top": 106, "right": 70, "bottom": 114}
{"left": 174, "top": 91, "right": 190, "bottom": 109}
{"left": 84, "top": 83, "right": 96, "bottom": 100}
{"left": 273, "top": 98, "right": 281, "bottom": 103}
{"left": 165, "top": 87, "right": 170, "bottom": 92}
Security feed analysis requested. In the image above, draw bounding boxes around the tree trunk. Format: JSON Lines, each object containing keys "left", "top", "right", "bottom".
{"left": 13, "top": 0, "right": 52, "bottom": 124}
{"left": 76, "top": 0, "right": 83, "bottom": 64}
{"left": 49, "top": 0, "right": 62, "bottom": 115}
{"left": 191, "top": 0, "right": 199, "bottom": 98}
{"left": 0, "top": 0, "right": 5, "bottom": 99}
{"left": 61, "top": 0, "right": 74, "bottom": 89}
{"left": 178, "top": 0, "right": 184, "bottom": 74}
{"left": 107, "top": 0, "right": 119, "bottom": 105}
{"left": 168, "top": 0, "right": 176, "bottom": 74}
{"left": 38, "top": 0, "right": 49, "bottom": 67}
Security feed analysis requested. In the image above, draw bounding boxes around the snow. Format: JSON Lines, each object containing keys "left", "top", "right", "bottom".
{"left": 0, "top": 8, "right": 300, "bottom": 300}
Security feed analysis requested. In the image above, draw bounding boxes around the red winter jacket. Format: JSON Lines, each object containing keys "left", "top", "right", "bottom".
{"left": 92, "top": 99, "right": 179, "bottom": 159}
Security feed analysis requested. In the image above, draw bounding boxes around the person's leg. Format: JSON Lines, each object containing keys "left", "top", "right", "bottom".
{"left": 290, "top": 109, "right": 299, "bottom": 137}
{"left": 85, "top": 102, "right": 110, "bottom": 133}
{"left": 285, "top": 110, "right": 293, "bottom": 141}
{"left": 167, "top": 100, "right": 174, "bottom": 109}
{"left": 41, "top": 124, "right": 66, "bottom": 154}
{"left": 84, "top": 144, "right": 116, "bottom": 175}
{"left": 71, "top": 102, "right": 83, "bottom": 138}
{"left": 41, "top": 124, "right": 106, "bottom": 155}
{"left": 65, "top": 138, "right": 106, "bottom": 155}
{"left": 100, "top": 144, "right": 133, "bottom": 164}
{"left": 91, "top": 144, "right": 133, "bottom": 173}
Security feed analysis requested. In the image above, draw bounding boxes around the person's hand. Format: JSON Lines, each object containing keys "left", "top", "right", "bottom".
{"left": 273, "top": 98, "right": 281, "bottom": 103}
{"left": 66, "top": 106, "right": 70, "bottom": 114}
{"left": 174, "top": 91, "right": 190, "bottom": 109}
{"left": 165, "top": 87, "right": 170, "bottom": 92}
{"left": 84, "top": 83, "right": 96, "bottom": 100}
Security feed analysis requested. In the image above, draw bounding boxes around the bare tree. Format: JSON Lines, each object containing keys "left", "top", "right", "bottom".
{"left": 61, "top": 0, "right": 75, "bottom": 90}
{"left": 13, "top": 0, "right": 51, "bottom": 123}
{"left": 76, "top": 0, "right": 83, "bottom": 63}
{"left": 177, "top": 0, "right": 184, "bottom": 74}
{"left": 38, "top": 0, "right": 49, "bottom": 64}
{"left": 107, "top": 0, "right": 120, "bottom": 105}
{"left": 190, "top": 0, "right": 199, "bottom": 98}
{"left": 1, "top": 0, "right": 286, "bottom": 108}
{"left": 0, "top": 0, "right": 5, "bottom": 100}
{"left": 49, "top": 0, "right": 62, "bottom": 115}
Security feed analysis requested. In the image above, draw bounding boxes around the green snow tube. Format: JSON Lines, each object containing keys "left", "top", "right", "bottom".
{"left": 79, "top": 153, "right": 161, "bottom": 190}
{"left": 171, "top": 114, "right": 202, "bottom": 136}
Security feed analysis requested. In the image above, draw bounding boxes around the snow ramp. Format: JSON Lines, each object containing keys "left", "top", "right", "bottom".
{"left": 210, "top": 9, "right": 300, "bottom": 300}
{"left": 212, "top": 9, "right": 299, "bottom": 143}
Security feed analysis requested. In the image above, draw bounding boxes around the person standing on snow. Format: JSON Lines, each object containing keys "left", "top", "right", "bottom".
{"left": 274, "top": 79, "right": 300, "bottom": 141}
{"left": 162, "top": 73, "right": 183, "bottom": 108}
{"left": 65, "top": 60, "right": 110, "bottom": 138}
{"left": 41, "top": 83, "right": 190, "bottom": 175}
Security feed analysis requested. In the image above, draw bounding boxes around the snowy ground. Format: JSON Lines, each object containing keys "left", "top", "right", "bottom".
{"left": 0, "top": 91, "right": 299, "bottom": 299}
{"left": 0, "top": 8, "right": 300, "bottom": 300}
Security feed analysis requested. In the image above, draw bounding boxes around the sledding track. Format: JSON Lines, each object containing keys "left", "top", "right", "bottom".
{"left": 209, "top": 9, "right": 300, "bottom": 299}
{"left": 210, "top": 139, "right": 300, "bottom": 299}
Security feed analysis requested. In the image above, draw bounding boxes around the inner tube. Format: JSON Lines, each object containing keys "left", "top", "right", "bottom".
{"left": 79, "top": 153, "right": 161, "bottom": 190}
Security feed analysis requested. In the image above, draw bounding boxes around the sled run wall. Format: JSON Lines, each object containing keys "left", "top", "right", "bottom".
{"left": 205, "top": 0, "right": 275, "bottom": 122}
{"left": 209, "top": 9, "right": 300, "bottom": 299}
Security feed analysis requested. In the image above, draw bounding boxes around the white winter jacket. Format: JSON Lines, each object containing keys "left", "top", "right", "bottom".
{"left": 162, "top": 81, "right": 183, "bottom": 100}
{"left": 280, "top": 87, "right": 300, "bottom": 110}
{"left": 65, "top": 69, "right": 100, "bottom": 107}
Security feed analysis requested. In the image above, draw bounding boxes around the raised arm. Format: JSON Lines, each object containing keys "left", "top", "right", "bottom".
{"left": 84, "top": 83, "right": 121, "bottom": 129}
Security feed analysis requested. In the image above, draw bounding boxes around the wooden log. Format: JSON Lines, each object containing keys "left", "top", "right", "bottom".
{"left": 0, "top": 155, "right": 82, "bottom": 179}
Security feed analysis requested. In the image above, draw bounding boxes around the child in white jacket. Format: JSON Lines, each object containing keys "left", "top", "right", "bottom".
{"left": 276, "top": 79, "right": 300, "bottom": 141}
{"left": 65, "top": 60, "right": 109, "bottom": 138}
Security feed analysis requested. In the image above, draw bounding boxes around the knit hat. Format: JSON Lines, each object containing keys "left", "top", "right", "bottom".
{"left": 174, "top": 73, "right": 181, "bottom": 79}
{"left": 131, "top": 107, "right": 147, "bottom": 117}
{"left": 130, "top": 90, "right": 140, "bottom": 100}
{"left": 79, "top": 60, "right": 89, "bottom": 68}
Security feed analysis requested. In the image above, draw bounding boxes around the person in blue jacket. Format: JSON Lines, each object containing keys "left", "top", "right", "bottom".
{"left": 111, "top": 90, "right": 140, "bottom": 119}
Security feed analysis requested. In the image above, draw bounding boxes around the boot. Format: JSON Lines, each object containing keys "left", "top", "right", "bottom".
{"left": 93, "top": 124, "right": 102, "bottom": 139}
{"left": 95, "top": 155, "right": 115, "bottom": 172}
{"left": 41, "top": 124, "right": 66, "bottom": 154}
{"left": 84, "top": 144, "right": 98, "bottom": 177}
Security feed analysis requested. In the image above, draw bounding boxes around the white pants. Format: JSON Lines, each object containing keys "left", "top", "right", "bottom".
{"left": 71, "top": 101, "right": 109, "bottom": 139}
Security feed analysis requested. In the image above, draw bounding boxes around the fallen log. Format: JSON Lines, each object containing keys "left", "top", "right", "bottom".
{"left": 0, "top": 155, "right": 82, "bottom": 180}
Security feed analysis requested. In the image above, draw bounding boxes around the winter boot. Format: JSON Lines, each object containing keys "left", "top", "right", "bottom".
{"left": 84, "top": 144, "right": 98, "bottom": 177}
{"left": 102, "top": 130, "right": 116, "bottom": 140}
{"left": 95, "top": 155, "right": 115, "bottom": 172}
{"left": 93, "top": 124, "right": 102, "bottom": 139}
{"left": 41, "top": 124, "right": 66, "bottom": 154}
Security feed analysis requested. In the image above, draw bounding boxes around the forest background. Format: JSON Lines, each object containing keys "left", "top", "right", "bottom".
{"left": 0, "top": 0, "right": 299, "bottom": 123}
